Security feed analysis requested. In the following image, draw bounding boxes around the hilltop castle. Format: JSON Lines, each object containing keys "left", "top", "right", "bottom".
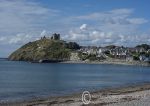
{"left": 41, "top": 33, "right": 60, "bottom": 40}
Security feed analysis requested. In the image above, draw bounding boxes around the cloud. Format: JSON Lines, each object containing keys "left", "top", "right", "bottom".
{"left": 80, "top": 24, "right": 87, "bottom": 30}
{"left": 64, "top": 23, "right": 150, "bottom": 46}
{"left": 0, "top": 30, "right": 51, "bottom": 45}
{"left": 0, "top": 37, "right": 6, "bottom": 41}
{"left": 110, "top": 8, "right": 134, "bottom": 14}
{"left": 0, "top": 5, "right": 150, "bottom": 57}
{"left": 76, "top": 8, "right": 148, "bottom": 25}
{"left": 127, "top": 18, "right": 148, "bottom": 24}
{"left": 0, "top": 0, "right": 59, "bottom": 35}
{"left": 63, "top": 8, "right": 149, "bottom": 46}
{"left": 0, "top": 0, "right": 61, "bottom": 57}
{"left": 0, "top": 34, "right": 32, "bottom": 45}
{"left": 76, "top": 8, "right": 132, "bottom": 21}
{"left": 8, "top": 33, "right": 32, "bottom": 44}
{"left": 40, "top": 30, "right": 47, "bottom": 36}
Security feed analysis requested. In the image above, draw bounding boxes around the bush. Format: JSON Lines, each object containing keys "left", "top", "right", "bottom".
{"left": 66, "top": 42, "right": 80, "bottom": 50}
{"left": 87, "top": 54, "right": 97, "bottom": 61}
{"left": 78, "top": 52, "right": 88, "bottom": 60}
{"left": 133, "top": 55, "right": 139, "bottom": 61}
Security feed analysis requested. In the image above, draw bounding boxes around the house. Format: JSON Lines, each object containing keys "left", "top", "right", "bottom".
{"left": 97, "top": 47, "right": 107, "bottom": 54}
{"left": 139, "top": 54, "right": 150, "bottom": 62}
{"left": 139, "top": 55, "right": 146, "bottom": 61}
{"left": 109, "top": 47, "right": 127, "bottom": 59}
{"left": 144, "top": 57, "right": 150, "bottom": 62}
{"left": 87, "top": 48, "right": 97, "bottom": 55}
{"left": 147, "top": 49, "right": 150, "bottom": 53}
{"left": 79, "top": 47, "right": 89, "bottom": 54}
{"left": 126, "top": 55, "right": 133, "bottom": 62}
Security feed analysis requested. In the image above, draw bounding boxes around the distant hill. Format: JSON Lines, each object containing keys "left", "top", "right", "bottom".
{"left": 8, "top": 35, "right": 80, "bottom": 62}
{"left": 136, "top": 44, "right": 150, "bottom": 50}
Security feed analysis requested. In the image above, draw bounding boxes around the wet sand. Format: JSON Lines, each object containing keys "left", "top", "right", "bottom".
{"left": 1, "top": 83, "right": 150, "bottom": 106}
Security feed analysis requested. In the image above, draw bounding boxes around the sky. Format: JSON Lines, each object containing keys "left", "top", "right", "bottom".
{"left": 0, "top": 0, "right": 150, "bottom": 57}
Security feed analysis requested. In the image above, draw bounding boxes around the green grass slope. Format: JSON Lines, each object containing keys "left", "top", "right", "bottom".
{"left": 8, "top": 38, "right": 72, "bottom": 61}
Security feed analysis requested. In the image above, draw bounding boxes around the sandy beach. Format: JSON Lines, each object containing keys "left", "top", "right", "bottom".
{"left": 1, "top": 83, "right": 150, "bottom": 106}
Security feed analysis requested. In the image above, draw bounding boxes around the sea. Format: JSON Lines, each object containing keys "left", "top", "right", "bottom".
{"left": 0, "top": 58, "right": 150, "bottom": 102}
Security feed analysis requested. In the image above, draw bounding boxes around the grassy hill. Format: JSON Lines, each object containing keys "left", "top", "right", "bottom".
{"left": 9, "top": 38, "right": 79, "bottom": 62}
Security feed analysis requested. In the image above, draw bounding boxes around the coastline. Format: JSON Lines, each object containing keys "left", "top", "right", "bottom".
{"left": 61, "top": 60, "right": 150, "bottom": 67}
{"left": 8, "top": 59, "right": 150, "bottom": 67}
{"left": 1, "top": 83, "right": 150, "bottom": 106}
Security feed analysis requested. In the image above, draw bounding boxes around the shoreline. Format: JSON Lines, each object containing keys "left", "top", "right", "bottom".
{"left": 1, "top": 83, "right": 150, "bottom": 106}
{"left": 7, "top": 58, "right": 150, "bottom": 66}
{"left": 61, "top": 60, "right": 150, "bottom": 67}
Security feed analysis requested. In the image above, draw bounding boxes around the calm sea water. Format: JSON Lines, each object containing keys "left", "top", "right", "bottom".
{"left": 0, "top": 59, "right": 150, "bottom": 102}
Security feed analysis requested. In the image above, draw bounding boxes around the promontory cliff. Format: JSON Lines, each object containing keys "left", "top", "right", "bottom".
{"left": 8, "top": 33, "right": 80, "bottom": 62}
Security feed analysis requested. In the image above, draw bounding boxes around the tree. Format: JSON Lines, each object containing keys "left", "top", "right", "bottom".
{"left": 133, "top": 55, "right": 139, "bottom": 61}
{"left": 136, "top": 44, "right": 150, "bottom": 50}
{"left": 105, "top": 45, "right": 116, "bottom": 49}
{"left": 67, "top": 42, "right": 80, "bottom": 50}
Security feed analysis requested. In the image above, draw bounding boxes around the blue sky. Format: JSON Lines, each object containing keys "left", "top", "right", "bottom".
{"left": 0, "top": 0, "right": 150, "bottom": 57}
